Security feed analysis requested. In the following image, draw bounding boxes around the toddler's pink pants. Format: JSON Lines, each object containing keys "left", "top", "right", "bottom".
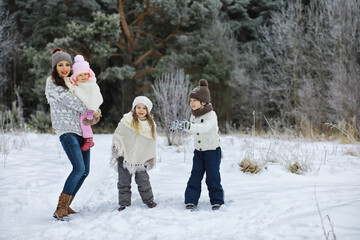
{"left": 80, "top": 113, "right": 93, "bottom": 138}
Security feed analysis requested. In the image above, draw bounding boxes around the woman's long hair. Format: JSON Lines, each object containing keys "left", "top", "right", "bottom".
{"left": 51, "top": 66, "right": 69, "bottom": 90}
{"left": 132, "top": 109, "right": 156, "bottom": 140}
{"left": 50, "top": 48, "right": 69, "bottom": 90}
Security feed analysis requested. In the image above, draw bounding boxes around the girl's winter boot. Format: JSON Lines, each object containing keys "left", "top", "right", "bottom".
{"left": 146, "top": 201, "right": 157, "bottom": 208}
{"left": 81, "top": 137, "right": 94, "bottom": 151}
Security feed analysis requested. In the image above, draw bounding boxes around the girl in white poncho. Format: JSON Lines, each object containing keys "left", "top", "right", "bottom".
{"left": 111, "top": 96, "right": 157, "bottom": 211}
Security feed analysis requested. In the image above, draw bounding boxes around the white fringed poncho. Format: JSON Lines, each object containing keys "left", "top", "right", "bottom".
{"left": 111, "top": 112, "right": 156, "bottom": 174}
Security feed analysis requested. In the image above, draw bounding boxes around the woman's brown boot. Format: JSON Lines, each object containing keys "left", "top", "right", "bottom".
{"left": 68, "top": 195, "right": 78, "bottom": 214}
{"left": 53, "top": 192, "right": 71, "bottom": 221}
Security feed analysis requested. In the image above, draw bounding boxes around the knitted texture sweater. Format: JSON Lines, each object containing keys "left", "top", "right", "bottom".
{"left": 185, "top": 110, "right": 220, "bottom": 151}
{"left": 45, "top": 76, "right": 87, "bottom": 136}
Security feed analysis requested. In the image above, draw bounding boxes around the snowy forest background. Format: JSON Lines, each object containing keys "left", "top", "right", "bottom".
{"left": 0, "top": 0, "right": 359, "bottom": 139}
{"left": 1, "top": 1, "right": 360, "bottom": 239}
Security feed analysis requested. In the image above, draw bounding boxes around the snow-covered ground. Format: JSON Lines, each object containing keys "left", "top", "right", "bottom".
{"left": 0, "top": 133, "right": 359, "bottom": 240}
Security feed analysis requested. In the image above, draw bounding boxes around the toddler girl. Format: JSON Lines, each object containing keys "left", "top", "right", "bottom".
{"left": 69, "top": 55, "right": 103, "bottom": 151}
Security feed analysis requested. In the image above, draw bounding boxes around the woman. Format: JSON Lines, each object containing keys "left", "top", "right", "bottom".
{"left": 45, "top": 48, "right": 100, "bottom": 220}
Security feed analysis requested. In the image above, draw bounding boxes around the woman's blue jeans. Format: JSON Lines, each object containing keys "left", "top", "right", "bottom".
{"left": 59, "top": 133, "right": 90, "bottom": 195}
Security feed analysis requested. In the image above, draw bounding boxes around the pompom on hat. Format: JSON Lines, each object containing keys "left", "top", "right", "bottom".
{"left": 189, "top": 79, "right": 211, "bottom": 103}
{"left": 51, "top": 48, "right": 72, "bottom": 69}
{"left": 132, "top": 96, "right": 153, "bottom": 112}
{"left": 70, "top": 55, "right": 95, "bottom": 84}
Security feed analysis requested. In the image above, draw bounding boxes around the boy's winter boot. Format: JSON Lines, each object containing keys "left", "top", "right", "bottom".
{"left": 185, "top": 203, "right": 196, "bottom": 211}
{"left": 211, "top": 204, "right": 221, "bottom": 210}
{"left": 53, "top": 192, "right": 71, "bottom": 221}
{"left": 68, "top": 195, "right": 78, "bottom": 214}
{"left": 81, "top": 137, "right": 94, "bottom": 151}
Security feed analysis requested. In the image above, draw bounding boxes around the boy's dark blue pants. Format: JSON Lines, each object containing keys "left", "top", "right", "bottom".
{"left": 185, "top": 147, "right": 224, "bottom": 206}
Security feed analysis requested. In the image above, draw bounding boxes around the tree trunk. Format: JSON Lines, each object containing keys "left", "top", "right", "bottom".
{"left": 121, "top": 77, "right": 137, "bottom": 113}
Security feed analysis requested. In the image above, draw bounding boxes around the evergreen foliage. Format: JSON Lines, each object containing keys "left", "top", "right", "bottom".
{"left": 1, "top": 0, "right": 358, "bottom": 137}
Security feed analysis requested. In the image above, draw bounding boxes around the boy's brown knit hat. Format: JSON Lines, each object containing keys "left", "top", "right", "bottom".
{"left": 189, "top": 79, "right": 211, "bottom": 103}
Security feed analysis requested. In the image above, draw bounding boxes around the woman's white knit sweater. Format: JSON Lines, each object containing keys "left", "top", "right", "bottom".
{"left": 45, "top": 76, "right": 87, "bottom": 136}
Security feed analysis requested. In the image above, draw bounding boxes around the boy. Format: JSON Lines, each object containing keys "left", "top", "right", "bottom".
{"left": 170, "top": 79, "right": 224, "bottom": 211}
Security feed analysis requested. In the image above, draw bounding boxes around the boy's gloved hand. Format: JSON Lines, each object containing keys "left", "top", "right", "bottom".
{"left": 169, "top": 120, "right": 179, "bottom": 132}
{"left": 178, "top": 120, "right": 190, "bottom": 131}
{"left": 169, "top": 120, "right": 190, "bottom": 132}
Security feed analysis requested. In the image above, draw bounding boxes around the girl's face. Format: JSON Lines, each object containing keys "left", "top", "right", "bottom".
{"left": 135, "top": 103, "right": 148, "bottom": 118}
{"left": 190, "top": 98, "right": 205, "bottom": 111}
{"left": 76, "top": 72, "right": 90, "bottom": 83}
{"left": 56, "top": 61, "right": 71, "bottom": 78}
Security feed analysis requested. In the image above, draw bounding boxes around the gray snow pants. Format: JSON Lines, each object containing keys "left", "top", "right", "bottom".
{"left": 117, "top": 157, "right": 154, "bottom": 206}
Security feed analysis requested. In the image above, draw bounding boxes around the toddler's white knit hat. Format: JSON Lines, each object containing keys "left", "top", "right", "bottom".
{"left": 132, "top": 96, "right": 153, "bottom": 112}
{"left": 71, "top": 55, "right": 95, "bottom": 83}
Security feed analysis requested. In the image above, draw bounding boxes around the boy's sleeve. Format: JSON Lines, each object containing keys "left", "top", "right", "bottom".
{"left": 186, "top": 112, "right": 217, "bottom": 133}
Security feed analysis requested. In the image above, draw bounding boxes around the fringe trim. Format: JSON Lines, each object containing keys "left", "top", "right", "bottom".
{"left": 110, "top": 143, "right": 123, "bottom": 170}
{"left": 110, "top": 143, "right": 155, "bottom": 173}
{"left": 123, "top": 161, "right": 149, "bottom": 175}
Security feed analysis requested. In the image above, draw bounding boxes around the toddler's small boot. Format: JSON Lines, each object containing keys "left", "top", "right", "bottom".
{"left": 81, "top": 137, "right": 94, "bottom": 151}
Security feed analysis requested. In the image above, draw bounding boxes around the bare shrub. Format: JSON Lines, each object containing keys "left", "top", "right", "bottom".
{"left": 288, "top": 161, "right": 306, "bottom": 174}
{"left": 0, "top": 97, "right": 28, "bottom": 167}
{"left": 238, "top": 157, "right": 261, "bottom": 174}
{"left": 325, "top": 121, "right": 357, "bottom": 144}
{"left": 315, "top": 185, "right": 337, "bottom": 240}
{"left": 0, "top": 5, "right": 19, "bottom": 90}
{"left": 152, "top": 69, "right": 192, "bottom": 145}
{"left": 0, "top": 134, "right": 10, "bottom": 167}
{"left": 283, "top": 155, "right": 311, "bottom": 175}
{"left": 243, "top": 0, "right": 360, "bottom": 137}
{"left": 269, "top": 140, "right": 313, "bottom": 174}
{"left": 0, "top": 132, "right": 29, "bottom": 167}
{"left": 0, "top": 101, "right": 25, "bottom": 132}
{"left": 344, "top": 149, "right": 357, "bottom": 157}
{"left": 239, "top": 134, "right": 279, "bottom": 174}
{"left": 27, "top": 110, "right": 52, "bottom": 133}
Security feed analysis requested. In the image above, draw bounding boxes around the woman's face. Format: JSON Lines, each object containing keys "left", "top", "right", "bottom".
{"left": 135, "top": 103, "right": 148, "bottom": 118}
{"left": 56, "top": 61, "right": 71, "bottom": 78}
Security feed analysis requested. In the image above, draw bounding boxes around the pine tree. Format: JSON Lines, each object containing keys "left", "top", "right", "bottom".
{"left": 24, "top": 0, "right": 223, "bottom": 126}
